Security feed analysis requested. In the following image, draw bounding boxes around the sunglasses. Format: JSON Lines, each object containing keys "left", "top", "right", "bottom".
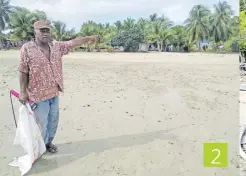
{"left": 39, "top": 28, "right": 50, "bottom": 33}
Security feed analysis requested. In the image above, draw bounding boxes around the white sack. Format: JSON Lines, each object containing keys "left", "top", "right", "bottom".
{"left": 9, "top": 104, "right": 46, "bottom": 176}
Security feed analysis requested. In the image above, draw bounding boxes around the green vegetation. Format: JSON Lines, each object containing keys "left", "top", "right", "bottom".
{"left": 0, "top": 0, "right": 239, "bottom": 52}
{"left": 111, "top": 28, "right": 144, "bottom": 52}
{"left": 241, "top": 0, "right": 246, "bottom": 56}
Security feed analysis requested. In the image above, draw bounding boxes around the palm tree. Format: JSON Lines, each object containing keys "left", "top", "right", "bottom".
{"left": 158, "top": 15, "right": 173, "bottom": 27}
{"left": 0, "top": 30, "right": 6, "bottom": 41}
{"left": 184, "top": 5, "right": 211, "bottom": 51}
{"left": 172, "top": 25, "right": 188, "bottom": 51}
{"left": 101, "top": 25, "right": 116, "bottom": 48}
{"left": 241, "top": 0, "right": 246, "bottom": 11}
{"left": 79, "top": 21, "right": 97, "bottom": 51}
{"left": 8, "top": 7, "right": 48, "bottom": 41}
{"left": 94, "top": 23, "right": 117, "bottom": 52}
{"left": 33, "top": 10, "right": 47, "bottom": 21}
{"left": 114, "top": 21, "right": 122, "bottom": 32}
{"left": 94, "top": 23, "right": 106, "bottom": 51}
{"left": 158, "top": 30, "right": 174, "bottom": 51}
{"left": 210, "top": 1, "right": 234, "bottom": 44}
{"left": 8, "top": 7, "right": 34, "bottom": 41}
{"left": 52, "top": 21, "right": 75, "bottom": 41}
{"left": 105, "top": 22, "right": 110, "bottom": 29}
{"left": 240, "top": 10, "right": 246, "bottom": 39}
{"left": 79, "top": 21, "right": 97, "bottom": 36}
{"left": 3, "top": 2, "right": 238, "bottom": 52}
{"left": 79, "top": 21, "right": 116, "bottom": 52}
{"left": 148, "top": 16, "right": 173, "bottom": 51}
{"left": 136, "top": 18, "right": 150, "bottom": 43}
{"left": 0, "top": 0, "right": 13, "bottom": 30}
{"left": 149, "top": 13, "right": 158, "bottom": 21}
{"left": 231, "top": 16, "right": 239, "bottom": 37}
{"left": 123, "top": 17, "right": 136, "bottom": 30}
{"left": 240, "top": 10, "right": 246, "bottom": 57}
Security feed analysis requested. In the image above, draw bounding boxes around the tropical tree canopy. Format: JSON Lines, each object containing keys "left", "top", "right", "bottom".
{"left": 0, "top": 0, "right": 13, "bottom": 30}
{"left": 0, "top": 0, "right": 239, "bottom": 52}
{"left": 8, "top": 7, "right": 48, "bottom": 41}
{"left": 111, "top": 28, "right": 144, "bottom": 52}
{"left": 52, "top": 21, "right": 76, "bottom": 41}
{"left": 240, "top": 10, "right": 246, "bottom": 52}
{"left": 210, "top": 1, "right": 234, "bottom": 43}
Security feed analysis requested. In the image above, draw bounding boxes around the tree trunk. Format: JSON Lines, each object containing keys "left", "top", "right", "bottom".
{"left": 158, "top": 41, "right": 161, "bottom": 52}
{"left": 96, "top": 43, "right": 100, "bottom": 52}
{"left": 87, "top": 44, "right": 91, "bottom": 52}
{"left": 96, "top": 40, "right": 101, "bottom": 52}
{"left": 163, "top": 44, "right": 167, "bottom": 52}
{"left": 198, "top": 41, "right": 200, "bottom": 51}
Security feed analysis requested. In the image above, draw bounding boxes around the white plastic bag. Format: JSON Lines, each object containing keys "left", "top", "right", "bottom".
{"left": 9, "top": 104, "right": 46, "bottom": 176}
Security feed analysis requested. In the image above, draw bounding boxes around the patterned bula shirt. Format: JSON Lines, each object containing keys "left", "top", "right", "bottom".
{"left": 18, "top": 41, "right": 72, "bottom": 102}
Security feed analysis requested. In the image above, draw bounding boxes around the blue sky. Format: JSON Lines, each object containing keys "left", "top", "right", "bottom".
{"left": 11, "top": 0, "right": 238, "bottom": 32}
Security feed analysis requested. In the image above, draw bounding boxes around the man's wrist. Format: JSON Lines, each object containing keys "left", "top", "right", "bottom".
{"left": 20, "top": 89, "right": 27, "bottom": 94}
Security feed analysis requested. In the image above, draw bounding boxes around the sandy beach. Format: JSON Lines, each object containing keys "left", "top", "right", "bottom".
{"left": 0, "top": 51, "right": 239, "bottom": 176}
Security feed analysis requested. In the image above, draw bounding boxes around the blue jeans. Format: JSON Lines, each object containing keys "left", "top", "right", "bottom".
{"left": 33, "top": 96, "right": 59, "bottom": 145}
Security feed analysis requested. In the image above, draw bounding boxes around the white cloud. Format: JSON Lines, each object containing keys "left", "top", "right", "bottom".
{"left": 161, "top": 4, "right": 183, "bottom": 14}
{"left": 11, "top": 0, "right": 238, "bottom": 31}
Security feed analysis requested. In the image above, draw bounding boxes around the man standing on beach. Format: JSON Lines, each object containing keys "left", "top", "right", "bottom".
{"left": 18, "top": 20, "right": 96, "bottom": 153}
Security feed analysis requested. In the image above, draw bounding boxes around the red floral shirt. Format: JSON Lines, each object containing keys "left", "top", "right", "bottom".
{"left": 18, "top": 41, "right": 72, "bottom": 102}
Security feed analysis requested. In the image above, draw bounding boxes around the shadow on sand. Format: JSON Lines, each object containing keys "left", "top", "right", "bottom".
{"left": 27, "top": 124, "right": 190, "bottom": 175}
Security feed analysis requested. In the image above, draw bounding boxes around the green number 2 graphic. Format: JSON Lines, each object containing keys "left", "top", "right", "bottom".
{"left": 211, "top": 149, "right": 221, "bottom": 164}
{"left": 203, "top": 143, "right": 228, "bottom": 167}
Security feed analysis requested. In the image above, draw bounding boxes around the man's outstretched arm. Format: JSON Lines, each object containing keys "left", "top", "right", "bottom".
{"left": 58, "top": 36, "right": 97, "bottom": 56}
{"left": 70, "top": 36, "right": 97, "bottom": 48}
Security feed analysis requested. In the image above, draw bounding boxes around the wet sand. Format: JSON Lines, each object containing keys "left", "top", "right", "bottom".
{"left": 0, "top": 51, "right": 239, "bottom": 176}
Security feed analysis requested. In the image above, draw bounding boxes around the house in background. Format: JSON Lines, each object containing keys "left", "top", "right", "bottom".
{"left": 199, "top": 40, "right": 213, "bottom": 51}
{"left": 139, "top": 43, "right": 149, "bottom": 52}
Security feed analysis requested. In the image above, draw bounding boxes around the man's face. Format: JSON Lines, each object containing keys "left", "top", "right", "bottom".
{"left": 35, "top": 28, "right": 51, "bottom": 43}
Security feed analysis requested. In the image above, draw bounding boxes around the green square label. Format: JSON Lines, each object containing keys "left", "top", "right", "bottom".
{"left": 203, "top": 143, "right": 228, "bottom": 167}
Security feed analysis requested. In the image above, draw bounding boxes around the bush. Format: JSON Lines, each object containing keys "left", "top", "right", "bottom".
{"left": 224, "top": 37, "right": 239, "bottom": 52}
{"left": 224, "top": 42, "right": 232, "bottom": 52}
{"left": 173, "top": 47, "right": 177, "bottom": 52}
{"left": 188, "top": 43, "right": 196, "bottom": 52}
{"left": 104, "top": 45, "right": 113, "bottom": 52}
{"left": 240, "top": 41, "right": 246, "bottom": 52}
{"left": 72, "top": 47, "right": 86, "bottom": 52}
{"left": 111, "top": 28, "right": 144, "bottom": 52}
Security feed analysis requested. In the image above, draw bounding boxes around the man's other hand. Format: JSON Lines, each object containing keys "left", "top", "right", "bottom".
{"left": 19, "top": 92, "right": 29, "bottom": 104}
